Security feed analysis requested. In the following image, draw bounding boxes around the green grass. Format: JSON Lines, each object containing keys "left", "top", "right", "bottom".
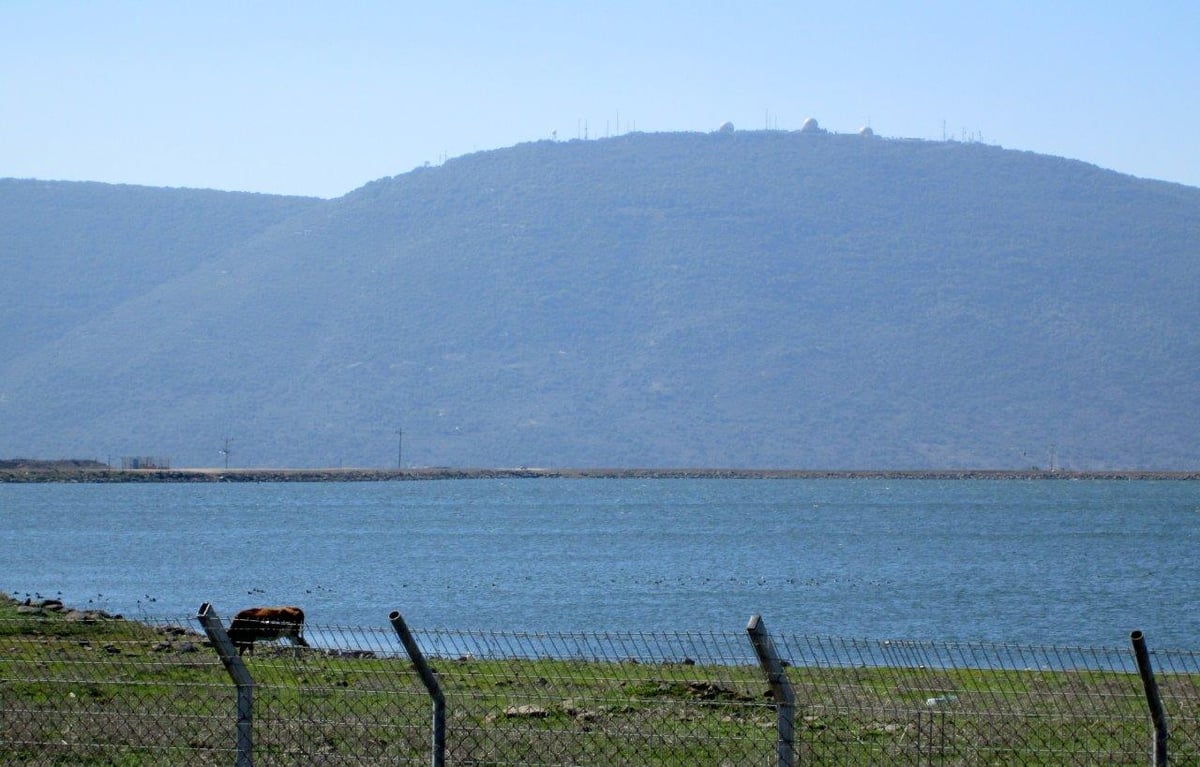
{"left": 2, "top": 593, "right": 1196, "bottom": 765}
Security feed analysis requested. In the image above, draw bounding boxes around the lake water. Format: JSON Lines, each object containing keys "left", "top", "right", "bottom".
{"left": 2, "top": 479, "right": 1197, "bottom": 648}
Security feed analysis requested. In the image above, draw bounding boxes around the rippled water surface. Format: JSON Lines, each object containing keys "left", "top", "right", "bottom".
{"left": 3, "top": 479, "right": 1197, "bottom": 647}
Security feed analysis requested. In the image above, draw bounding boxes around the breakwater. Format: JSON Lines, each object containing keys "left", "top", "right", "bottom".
{"left": 2, "top": 461, "right": 1196, "bottom": 483}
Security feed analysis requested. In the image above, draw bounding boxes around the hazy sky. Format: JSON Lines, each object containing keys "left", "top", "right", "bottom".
{"left": 3, "top": 2, "right": 1197, "bottom": 198}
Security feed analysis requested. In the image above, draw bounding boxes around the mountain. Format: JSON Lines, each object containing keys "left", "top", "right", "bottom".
{"left": 0, "top": 180, "right": 321, "bottom": 362}
{"left": 1, "top": 131, "right": 1197, "bottom": 469}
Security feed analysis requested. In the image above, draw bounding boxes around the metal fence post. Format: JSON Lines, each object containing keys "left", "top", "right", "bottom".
{"left": 1130, "top": 630, "right": 1169, "bottom": 766}
{"left": 390, "top": 610, "right": 446, "bottom": 767}
{"left": 747, "top": 614, "right": 795, "bottom": 767}
{"left": 197, "top": 602, "right": 256, "bottom": 767}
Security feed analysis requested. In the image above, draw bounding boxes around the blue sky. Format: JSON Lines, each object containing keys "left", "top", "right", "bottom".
{"left": 3, "top": 2, "right": 1197, "bottom": 198}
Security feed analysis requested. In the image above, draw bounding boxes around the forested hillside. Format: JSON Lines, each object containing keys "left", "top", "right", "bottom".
{"left": 0, "top": 180, "right": 320, "bottom": 361}
{"left": 2, "top": 131, "right": 1197, "bottom": 469}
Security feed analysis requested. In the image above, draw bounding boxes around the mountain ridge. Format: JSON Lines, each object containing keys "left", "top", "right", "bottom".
{"left": 0, "top": 179, "right": 321, "bottom": 364}
{"left": 2, "top": 131, "right": 1197, "bottom": 469}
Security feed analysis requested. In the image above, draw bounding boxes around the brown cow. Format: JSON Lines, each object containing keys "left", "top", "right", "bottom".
{"left": 227, "top": 606, "right": 310, "bottom": 655}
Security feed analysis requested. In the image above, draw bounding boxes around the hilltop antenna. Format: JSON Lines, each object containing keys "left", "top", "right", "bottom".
{"left": 219, "top": 437, "right": 232, "bottom": 470}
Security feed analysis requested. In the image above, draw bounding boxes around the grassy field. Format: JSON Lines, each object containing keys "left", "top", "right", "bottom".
{"left": 2, "top": 593, "right": 1195, "bottom": 765}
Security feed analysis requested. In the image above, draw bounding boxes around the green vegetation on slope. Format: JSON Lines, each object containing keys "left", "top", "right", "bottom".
{"left": 0, "top": 179, "right": 320, "bottom": 363}
{"left": 2, "top": 132, "right": 1197, "bottom": 469}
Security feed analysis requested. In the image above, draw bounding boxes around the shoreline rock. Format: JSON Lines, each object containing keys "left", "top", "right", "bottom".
{"left": 1, "top": 465, "right": 1197, "bottom": 483}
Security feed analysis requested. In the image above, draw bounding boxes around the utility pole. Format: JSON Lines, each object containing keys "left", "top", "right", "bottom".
{"left": 396, "top": 429, "right": 403, "bottom": 469}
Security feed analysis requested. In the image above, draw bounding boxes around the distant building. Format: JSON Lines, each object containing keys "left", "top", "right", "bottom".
{"left": 121, "top": 456, "right": 170, "bottom": 470}
{"left": 800, "top": 118, "right": 823, "bottom": 134}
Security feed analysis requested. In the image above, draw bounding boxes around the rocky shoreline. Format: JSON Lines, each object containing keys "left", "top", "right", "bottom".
{"left": 1, "top": 592, "right": 213, "bottom": 656}
{"left": 1, "top": 461, "right": 1196, "bottom": 483}
{"left": 4, "top": 593, "right": 126, "bottom": 622}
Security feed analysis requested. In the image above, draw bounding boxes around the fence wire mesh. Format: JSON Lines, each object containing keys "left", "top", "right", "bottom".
{"left": 2, "top": 597, "right": 1198, "bottom": 766}
{"left": 1145, "top": 645, "right": 1200, "bottom": 759}
{"left": 770, "top": 634, "right": 1200, "bottom": 765}
{"left": 2, "top": 606, "right": 232, "bottom": 764}
{"left": 1, "top": 604, "right": 435, "bottom": 766}
{"left": 413, "top": 627, "right": 774, "bottom": 765}
{"left": 223, "top": 623, "right": 432, "bottom": 765}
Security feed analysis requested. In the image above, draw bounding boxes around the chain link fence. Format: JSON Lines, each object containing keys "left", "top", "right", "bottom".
{"left": 770, "top": 633, "right": 1199, "bottom": 765}
{"left": 2, "top": 597, "right": 1197, "bottom": 765}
